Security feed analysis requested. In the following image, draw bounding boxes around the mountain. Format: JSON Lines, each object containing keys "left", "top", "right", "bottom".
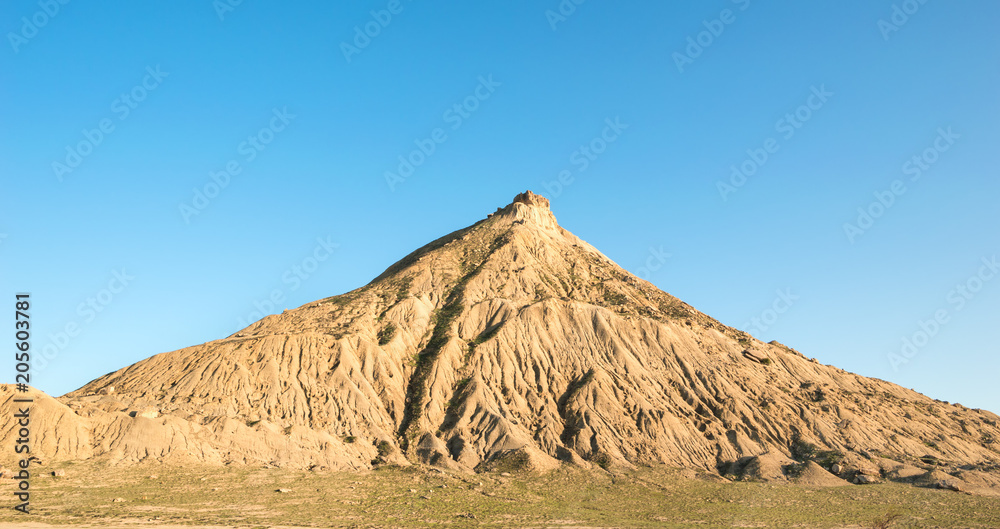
{"left": 4, "top": 191, "right": 999, "bottom": 490}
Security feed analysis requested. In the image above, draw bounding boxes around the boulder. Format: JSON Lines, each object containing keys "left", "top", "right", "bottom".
{"left": 741, "top": 350, "right": 765, "bottom": 363}
{"left": 839, "top": 452, "right": 880, "bottom": 478}
{"left": 854, "top": 474, "right": 881, "bottom": 485}
{"left": 885, "top": 463, "right": 925, "bottom": 482}
{"left": 934, "top": 480, "right": 964, "bottom": 492}
{"left": 129, "top": 407, "right": 160, "bottom": 419}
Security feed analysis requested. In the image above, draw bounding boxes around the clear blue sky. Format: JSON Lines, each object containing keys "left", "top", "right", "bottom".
{"left": 2, "top": 1, "right": 998, "bottom": 413}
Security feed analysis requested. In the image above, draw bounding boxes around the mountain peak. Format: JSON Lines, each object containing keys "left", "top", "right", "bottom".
{"left": 511, "top": 190, "right": 549, "bottom": 209}
{"left": 489, "top": 190, "right": 558, "bottom": 229}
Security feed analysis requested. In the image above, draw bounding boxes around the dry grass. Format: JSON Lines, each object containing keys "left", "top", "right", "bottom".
{"left": 1, "top": 461, "right": 998, "bottom": 528}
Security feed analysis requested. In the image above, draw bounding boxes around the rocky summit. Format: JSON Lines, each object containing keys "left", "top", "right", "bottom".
{"left": 4, "top": 191, "right": 999, "bottom": 493}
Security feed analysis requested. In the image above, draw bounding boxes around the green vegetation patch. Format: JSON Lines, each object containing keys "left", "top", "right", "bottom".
{"left": 603, "top": 289, "right": 628, "bottom": 306}
{"left": 377, "top": 322, "right": 397, "bottom": 346}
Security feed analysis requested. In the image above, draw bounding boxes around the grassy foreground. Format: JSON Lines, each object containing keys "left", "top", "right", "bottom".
{"left": 1, "top": 461, "right": 998, "bottom": 528}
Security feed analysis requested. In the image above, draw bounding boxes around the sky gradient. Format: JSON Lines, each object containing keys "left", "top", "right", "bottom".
{"left": 2, "top": 1, "right": 999, "bottom": 413}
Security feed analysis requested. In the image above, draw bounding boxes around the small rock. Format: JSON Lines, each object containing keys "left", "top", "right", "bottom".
{"left": 831, "top": 464, "right": 843, "bottom": 475}
{"left": 276, "top": 488, "right": 292, "bottom": 493}
{"left": 409, "top": 489, "right": 417, "bottom": 493}
{"left": 51, "top": 469, "right": 65, "bottom": 477}
{"left": 854, "top": 474, "right": 880, "bottom": 485}
{"left": 112, "top": 497, "right": 126, "bottom": 503}
{"left": 500, "top": 472, "right": 512, "bottom": 477}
